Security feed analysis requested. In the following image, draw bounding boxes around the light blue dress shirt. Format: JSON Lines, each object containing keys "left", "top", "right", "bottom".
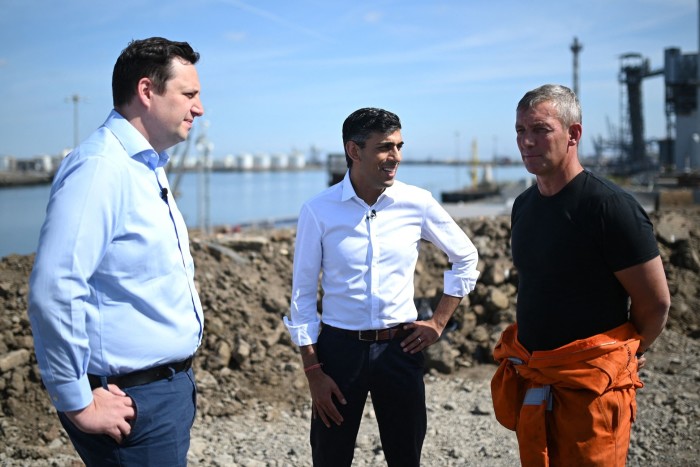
{"left": 28, "top": 110, "right": 203, "bottom": 412}
{"left": 284, "top": 171, "right": 480, "bottom": 346}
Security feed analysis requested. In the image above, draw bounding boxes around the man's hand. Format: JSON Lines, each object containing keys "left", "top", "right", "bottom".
{"left": 401, "top": 293, "right": 462, "bottom": 354}
{"left": 400, "top": 319, "right": 442, "bottom": 354}
{"left": 306, "top": 369, "right": 346, "bottom": 428}
{"left": 65, "top": 384, "right": 135, "bottom": 443}
{"left": 636, "top": 353, "right": 647, "bottom": 370}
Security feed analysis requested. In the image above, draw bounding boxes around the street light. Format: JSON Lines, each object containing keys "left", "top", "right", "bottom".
{"left": 66, "top": 94, "right": 84, "bottom": 148}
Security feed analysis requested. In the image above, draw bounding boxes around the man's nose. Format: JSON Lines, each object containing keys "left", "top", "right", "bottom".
{"left": 520, "top": 132, "right": 535, "bottom": 147}
{"left": 192, "top": 98, "right": 205, "bottom": 117}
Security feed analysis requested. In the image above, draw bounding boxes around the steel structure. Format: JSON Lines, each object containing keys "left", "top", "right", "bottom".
{"left": 618, "top": 53, "right": 663, "bottom": 170}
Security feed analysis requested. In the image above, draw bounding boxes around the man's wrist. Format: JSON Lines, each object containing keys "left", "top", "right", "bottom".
{"left": 303, "top": 362, "right": 323, "bottom": 374}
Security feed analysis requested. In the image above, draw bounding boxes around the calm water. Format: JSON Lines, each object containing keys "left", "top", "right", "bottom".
{"left": 0, "top": 164, "right": 529, "bottom": 258}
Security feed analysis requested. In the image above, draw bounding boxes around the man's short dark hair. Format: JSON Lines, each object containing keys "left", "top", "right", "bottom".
{"left": 112, "top": 37, "right": 200, "bottom": 108}
{"left": 342, "top": 108, "right": 401, "bottom": 167}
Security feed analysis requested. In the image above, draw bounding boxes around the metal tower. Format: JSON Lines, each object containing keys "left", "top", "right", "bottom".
{"left": 570, "top": 37, "right": 583, "bottom": 98}
{"left": 618, "top": 54, "right": 663, "bottom": 170}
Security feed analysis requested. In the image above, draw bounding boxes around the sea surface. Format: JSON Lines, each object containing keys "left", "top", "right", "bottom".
{"left": 0, "top": 164, "right": 530, "bottom": 258}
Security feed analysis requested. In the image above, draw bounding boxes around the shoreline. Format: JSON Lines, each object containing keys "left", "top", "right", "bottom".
{"left": 0, "top": 172, "right": 53, "bottom": 188}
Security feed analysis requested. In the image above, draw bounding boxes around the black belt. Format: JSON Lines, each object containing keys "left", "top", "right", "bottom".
{"left": 323, "top": 324, "right": 412, "bottom": 342}
{"left": 88, "top": 356, "right": 193, "bottom": 390}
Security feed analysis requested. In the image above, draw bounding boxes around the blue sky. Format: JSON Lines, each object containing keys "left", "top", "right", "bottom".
{"left": 0, "top": 0, "right": 697, "bottom": 162}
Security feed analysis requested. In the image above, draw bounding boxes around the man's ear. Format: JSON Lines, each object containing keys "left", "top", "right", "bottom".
{"left": 136, "top": 77, "right": 154, "bottom": 108}
{"left": 568, "top": 123, "right": 583, "bottom": 147}
{"left": 345, "top": 140, "right": 361, "bottom": 163}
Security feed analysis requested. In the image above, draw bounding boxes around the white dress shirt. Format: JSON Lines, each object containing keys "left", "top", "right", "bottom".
{"left": 284, "top": 171, "right": 479, "bottom": 346}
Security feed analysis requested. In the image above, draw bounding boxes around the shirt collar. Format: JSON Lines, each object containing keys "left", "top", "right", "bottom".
{"left": 340, "top": 171, "right": 355, "bottom": 202}
{"left": 103, "top": 110, "right": 170, "bottom": 169}
{"left": 340, "top": 170, "right": 398, "bottom": 205}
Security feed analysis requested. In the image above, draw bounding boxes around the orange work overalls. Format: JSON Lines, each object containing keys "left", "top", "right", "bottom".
{"left": 491, "top": 322, "right": 643, "bottom": 466}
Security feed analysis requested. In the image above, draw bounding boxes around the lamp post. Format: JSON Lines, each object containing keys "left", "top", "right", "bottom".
{"left": 67, "top": 94, "right": 83, "bottom": 148}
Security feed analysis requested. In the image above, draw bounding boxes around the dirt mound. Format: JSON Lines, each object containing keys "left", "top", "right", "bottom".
{"left": 0, "top": 208, "right": 698, "bottom": 464}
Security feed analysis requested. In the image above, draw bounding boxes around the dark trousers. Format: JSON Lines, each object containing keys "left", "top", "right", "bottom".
{"left": 58, "top": 368, "right": 197, "bottom": 467}
{"left": 311, "top": 326, "right": 426, "bottom": 467}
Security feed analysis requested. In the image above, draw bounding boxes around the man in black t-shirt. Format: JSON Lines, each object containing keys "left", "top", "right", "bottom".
{"left": 511, "top": 170, "right": 661, "bottom": 351}
{"left": 491, "top": 84, "right": 670, "bottom": 466}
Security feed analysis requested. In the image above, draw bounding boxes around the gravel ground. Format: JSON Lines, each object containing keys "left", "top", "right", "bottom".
{"left": 184, "top": 328, "right": 700, "bottom": 467}
{"left": 1, "top": 209, "right": 698, "bottom": 466}
{"left": 0, "top": 331, "right": 697, "bottom": 467}
{"left": 187, "top": 366, "right": 520, "bottom": 467}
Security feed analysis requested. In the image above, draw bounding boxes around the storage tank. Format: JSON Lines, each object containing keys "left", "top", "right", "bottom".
{"left": 253, "top": 153, "right": 271, "bottom": 170}
{"left": 288, "top": 151, "right": 306, "bottom": 169}
{"left": 222, "top": 154, "right": 236, "bottom": 169}
{"left": 271, "top": 153, "right": 289, "bottom": 170}
{"left": 237, "top": 153, "right": 254, "bottom": 171}
{"left": 0, "top": 155, "right": 14, "bottom": 171}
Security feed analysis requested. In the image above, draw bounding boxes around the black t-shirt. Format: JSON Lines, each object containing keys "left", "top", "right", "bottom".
{"left": 511, "top": 170, "right": 659, "bottom": 352}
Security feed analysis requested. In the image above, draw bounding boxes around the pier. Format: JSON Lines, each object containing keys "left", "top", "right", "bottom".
{"left": 0, "top": 171, "right": 53, "bottom": 187}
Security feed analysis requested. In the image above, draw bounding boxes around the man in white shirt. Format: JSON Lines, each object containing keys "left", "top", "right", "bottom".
{"left": 284, "top": 107, "right": 480, "bottom": 466}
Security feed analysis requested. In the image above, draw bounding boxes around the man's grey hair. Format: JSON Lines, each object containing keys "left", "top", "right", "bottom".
{"left": 517, "top": 84, "right": 582, "bottom": 128}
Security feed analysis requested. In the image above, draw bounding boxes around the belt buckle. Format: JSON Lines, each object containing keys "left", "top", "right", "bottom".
{"left": 358, "top": 330, "right": 379, "bottom": 341}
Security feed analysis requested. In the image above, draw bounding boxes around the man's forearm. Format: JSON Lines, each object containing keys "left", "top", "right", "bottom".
{"left": 430, "top": 294, "right": 463, "bottom": 334}
{"left": 630, "top": 304, "right": 669, "bottom": 353}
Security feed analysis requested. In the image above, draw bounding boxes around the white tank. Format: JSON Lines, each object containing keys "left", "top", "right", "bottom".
{"left": 222, "top": 154, "right": 236, "bottom": 169}
{"left": 288, "top": 152, "right": 306, "bottom": 169}
{"left": 271, "top": 153, "right": 289, "bottom": 170}
{"left": 0, "top": 155, "right": 12, "bottom": 171}
{"left": 37, "top": 155, "right": 54, "bottom": 172}
{"left": 254, "top": 153, "right": 271, "bottom": 170}
{"left": 237, "top": 153, "right": 254, "bottom": 171}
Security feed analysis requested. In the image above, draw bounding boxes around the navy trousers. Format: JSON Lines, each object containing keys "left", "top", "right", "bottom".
{"left": 311, "top": 326, "right": 426, "bottom": 467}
{"left": 58, "top": 368, "right": 197, "bottom": 467}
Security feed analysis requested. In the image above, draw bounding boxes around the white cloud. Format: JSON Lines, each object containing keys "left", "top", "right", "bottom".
{"left": 363, "top": 11, "right": 383, "bottom": 23}
{"left": 223, "top": 31, "right": 247, "bottom": 43}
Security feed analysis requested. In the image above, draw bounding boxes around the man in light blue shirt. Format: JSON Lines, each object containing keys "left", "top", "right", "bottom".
{"left": 284, "top": 108, "right": 480, "bottom": 466}
{"left": 28, "top": 37, "right": 204, "bottom": 466}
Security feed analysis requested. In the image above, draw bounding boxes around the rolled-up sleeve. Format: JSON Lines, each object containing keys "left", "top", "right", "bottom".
{"left": 422, "top": 197, "right": 480, "bottom": 297}
{"left": 284, "top": 204, "right": 323, "bottom": 346}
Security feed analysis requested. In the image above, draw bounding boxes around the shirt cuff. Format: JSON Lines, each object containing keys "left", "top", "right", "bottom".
{"left": 46, "top": 374, "right": 95, "bottom": 412}
{"left": 444, "top": 269, "right": 480, "bottom": 297}
{"left": 283, "top": 316, "right": 319, "bottom": 347}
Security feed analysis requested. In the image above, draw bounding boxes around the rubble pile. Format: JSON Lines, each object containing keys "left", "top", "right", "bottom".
{"left": 0, "top": 209, "right": 698, "bottom": 464}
